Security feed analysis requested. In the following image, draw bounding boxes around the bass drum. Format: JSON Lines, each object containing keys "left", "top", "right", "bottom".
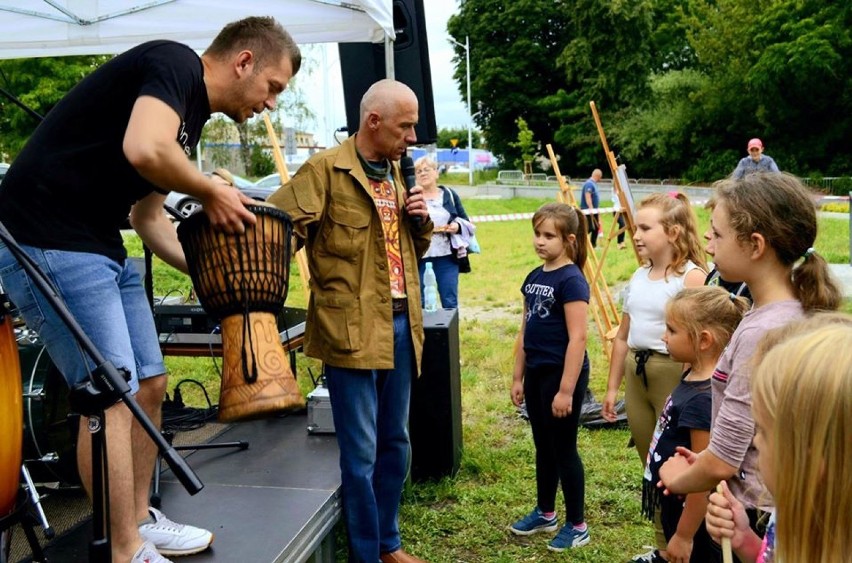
{"left": 18, "top": 341, "right": 81, "bottom": 488}
{"left": 0, "top": 313, "right": 23, "bottom": 516}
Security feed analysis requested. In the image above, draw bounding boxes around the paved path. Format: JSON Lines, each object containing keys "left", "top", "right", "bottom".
{"left": 830, "top": 263, "right": 852, "bottom": 298}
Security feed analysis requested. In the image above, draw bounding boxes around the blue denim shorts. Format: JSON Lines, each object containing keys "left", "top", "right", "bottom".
{"left": 0, "top": 243, "right": 165, "bottom": 394}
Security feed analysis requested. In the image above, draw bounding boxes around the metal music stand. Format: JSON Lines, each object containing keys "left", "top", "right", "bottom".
{"left": 141, "top": 219, "right": 248, "bottom": 509}
{"left": 0, "top": 221, "right": 203, "bottom": 563}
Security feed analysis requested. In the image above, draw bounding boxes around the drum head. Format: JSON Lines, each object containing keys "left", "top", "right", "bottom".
{"left": 177, "top": 204, "right": 293, "bottom": 319}
{"left": 19, "top": 342, "right": 80, "bottom": 487}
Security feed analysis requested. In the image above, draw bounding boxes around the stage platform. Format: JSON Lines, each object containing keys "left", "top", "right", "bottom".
{"left": 17, "top": 413, "right": 342, "bottom": 563}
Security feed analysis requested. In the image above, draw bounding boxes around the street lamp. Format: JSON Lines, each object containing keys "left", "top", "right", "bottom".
{"left": 450, "top": 35, "right": 474, "bottom": 186}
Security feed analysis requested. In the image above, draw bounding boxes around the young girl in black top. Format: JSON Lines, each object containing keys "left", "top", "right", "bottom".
{"left": 508, "top": 203, "right": 591, "bottom": 552}
{"left": 642, "top": 287, "right": 749, "bottom": 563}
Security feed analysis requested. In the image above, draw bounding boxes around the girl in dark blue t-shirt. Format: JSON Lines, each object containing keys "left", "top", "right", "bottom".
{"left": 508, "top": 203, "right": 592, "bottom": 552}
{"left": 642, "top": 287, "right": 749, "bottom": 563}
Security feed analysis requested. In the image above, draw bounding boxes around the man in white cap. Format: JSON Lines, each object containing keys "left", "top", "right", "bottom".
{"left": 731, "top": 138, "right": 780, "bottom": 179}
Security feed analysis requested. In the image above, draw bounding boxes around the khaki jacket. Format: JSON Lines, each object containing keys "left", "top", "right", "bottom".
{"left": 267, "top": 136, "right": 433, "bottom": 372}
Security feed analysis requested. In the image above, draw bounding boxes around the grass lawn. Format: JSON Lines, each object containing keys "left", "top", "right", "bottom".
{"left": 123, "top": 194, "right": 850, "bottom": 562}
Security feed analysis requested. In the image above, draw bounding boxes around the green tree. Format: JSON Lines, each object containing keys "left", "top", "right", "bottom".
{"left": 617, "top": 0, "right": 852, "bottom": 179}
{"left": 544, "top": 0, "right": 654, "bottom": 173}
{"left": 613, "top": 69, "right": 728, "bottom": 179}
{"left": 448, "top": 0, "right": 573, "bottom": 170}
{"left": 436, "top": 127, "right": 480, "bottom": 149}
{"left": 0, "top": 55, "right": 109, "bottom": 159}
{"left": 648, "top": 0, "right": 696, "bottom": 72}
{"left": 449, "top": 0, "right": 654, "bottom": 177}
{"left": 201, "top": 64, "right": 318, "bottom": 176}
{"left": 509, "top": 117, "right": 539, "bottom": 171}
{"left": 250, "top": 146, "right": 276, "bottom": 177}
{"left": 737, "top": 0, "right": 852, "bottom": 175}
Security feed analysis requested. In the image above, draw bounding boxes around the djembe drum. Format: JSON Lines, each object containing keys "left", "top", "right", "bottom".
{"left": 177, "top": 204, "right": 304, "bottom": 422}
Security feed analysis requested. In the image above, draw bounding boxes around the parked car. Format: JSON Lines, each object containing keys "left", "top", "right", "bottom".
{"left": 254, "top": 173, "right": 283, "bottom": 190}
{"left": 0, "top": 163, "right": 9, "bottom": 185}
{"left": 253, "top": 159, "right": 307, "bottom": 189}
{"left": 164, "top": 172, "right": 275, "bottom": 218}
{"left": 446, "top": 165, "right": 470, "bottom": 174}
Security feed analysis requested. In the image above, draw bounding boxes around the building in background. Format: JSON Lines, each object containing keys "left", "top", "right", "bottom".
{"left": 409, "top": 147, "right": 499, "bottom": 172}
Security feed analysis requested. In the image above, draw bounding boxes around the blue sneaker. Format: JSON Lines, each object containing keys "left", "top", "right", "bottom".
{"left": 508, "top": 508, "right": 558, "bottom": 536}
{"left": 547, "top": 525, "right": 590, "bottom": 551}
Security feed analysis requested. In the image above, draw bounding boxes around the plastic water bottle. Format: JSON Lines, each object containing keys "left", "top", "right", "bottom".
{"left": 423, "top": 262, "right": 438, "bottom": 312}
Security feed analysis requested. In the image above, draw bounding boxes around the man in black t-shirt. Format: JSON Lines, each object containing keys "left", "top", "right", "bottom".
{"left": 0, "top": 17, "right": 300, "bottom": 563}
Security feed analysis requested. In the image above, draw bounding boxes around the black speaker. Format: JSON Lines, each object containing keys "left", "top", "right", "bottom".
{"left": 409, "top": 308, "right": 462, "bottom": 482}
{"left": 338, "top": 0, "right": 438, "bottom": 144}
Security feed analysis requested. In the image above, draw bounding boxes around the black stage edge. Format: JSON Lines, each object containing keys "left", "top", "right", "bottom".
{"left": 22, "top": 413, "right": 341, "bottom": 563}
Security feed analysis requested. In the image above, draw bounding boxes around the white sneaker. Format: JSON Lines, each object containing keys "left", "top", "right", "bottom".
{"left": 629, "top": 547, "right": 666, "bottom": 563}
{"left": 138, "top": 507, "right": 214, "bottom": 556}
{"left": 131, "top": 541, "right": 174, "bottom": 563}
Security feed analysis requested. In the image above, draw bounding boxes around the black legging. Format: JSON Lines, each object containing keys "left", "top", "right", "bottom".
{"left": 586, "top": 215, "right": 599, "bottom": 247}
{"left": 523, "top": 364, "right": 589, "bottom": 525}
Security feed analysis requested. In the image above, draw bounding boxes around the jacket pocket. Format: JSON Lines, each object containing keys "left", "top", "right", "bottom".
{"left": 319, "top": 203, "right": 370, "bottom": 261}
{"left": 312, "top": 293, "right": 361, "bottom": 353}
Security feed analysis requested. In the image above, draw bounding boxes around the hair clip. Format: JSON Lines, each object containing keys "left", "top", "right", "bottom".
{"left": 667, "top": 190, "right": 679, "bottom": 199}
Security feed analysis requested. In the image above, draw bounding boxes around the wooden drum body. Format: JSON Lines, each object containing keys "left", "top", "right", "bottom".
{"left": 0, "top": 313, "right": 23, "bottom": 515}
{"left": 177, "top": 204, "right": 304, "bottom": 422}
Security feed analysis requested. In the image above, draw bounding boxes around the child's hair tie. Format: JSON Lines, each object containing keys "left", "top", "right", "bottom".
{"left": 730, "top": 292, "right": 737, "bottom": 301}
{"left": 803, "top": 247, "right": 816, "bottom": 260}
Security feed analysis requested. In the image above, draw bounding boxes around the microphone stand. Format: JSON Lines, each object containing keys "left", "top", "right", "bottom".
{"left": 0, "top": 221, "right": 203, "bottom": 563}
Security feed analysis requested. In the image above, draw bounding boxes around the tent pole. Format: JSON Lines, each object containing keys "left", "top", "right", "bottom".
{"left": 384, "top": 34, "right": 394, "bottom": 79}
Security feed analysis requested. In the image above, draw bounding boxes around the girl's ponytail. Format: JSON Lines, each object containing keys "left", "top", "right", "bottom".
{"left": 792, "top": 248, "right": 843, "bottom": 311}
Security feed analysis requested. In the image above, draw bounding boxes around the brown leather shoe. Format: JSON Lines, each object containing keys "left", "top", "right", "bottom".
{"left": 379, "top": 549, "right": 428, "bottom": 563}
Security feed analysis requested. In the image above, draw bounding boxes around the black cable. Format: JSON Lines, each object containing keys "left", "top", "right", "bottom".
{"left": 208, "top": 325, "right": 222, "bottom": 378}
{"left": 162, "top": 378, "right": 218, "bottom": 431}
{"left": 152, "top": 289, "right": 184, "bottom": 306}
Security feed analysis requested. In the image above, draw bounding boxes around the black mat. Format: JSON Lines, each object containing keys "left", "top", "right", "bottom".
{"left": 12, "top": 412, "right": 341, "bottom": 563}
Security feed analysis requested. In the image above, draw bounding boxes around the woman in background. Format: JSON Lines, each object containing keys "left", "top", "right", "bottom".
{"left": 414, "top": 156, "right": 472, "bottom": 309}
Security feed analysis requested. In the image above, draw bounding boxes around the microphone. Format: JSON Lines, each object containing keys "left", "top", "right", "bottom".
{"left": 400, "top": 156, "right": 421, "bottom": 227}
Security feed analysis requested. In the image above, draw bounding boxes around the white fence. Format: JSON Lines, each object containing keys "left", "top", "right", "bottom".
{"left": 495, "top": 169, "right": 849, "bottom": 192}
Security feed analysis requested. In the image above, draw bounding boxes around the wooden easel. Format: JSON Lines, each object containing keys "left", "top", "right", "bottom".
{"left": 545, "top": 144, "right": 619, "bottom": 357}
{"left": 589, "top": 101, "right": 640, "bottom": 265}
{"left": 263, "top": 114, "right": 312, "bottom": 304}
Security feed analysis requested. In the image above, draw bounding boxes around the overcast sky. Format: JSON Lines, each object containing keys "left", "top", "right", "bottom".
{"left": 301, "top": 0, "right": 466, "bottom": 147}
{"left": 422, "top": 0, "right": 468, "bottom": 129}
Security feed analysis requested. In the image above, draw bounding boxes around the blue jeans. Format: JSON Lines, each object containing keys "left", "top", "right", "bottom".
{"left": 418, "top": 255, "right": 459, "bottom": 309}
{"left": 324, "top": 312, "right": 414, "bottom": 562}
{"left": 0, "top": 243, "right": 165, "bottom": 394}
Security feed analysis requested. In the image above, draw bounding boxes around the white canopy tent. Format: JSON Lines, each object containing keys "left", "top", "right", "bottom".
{"left": 0, "top": 0, "right": 394, "bottom": 59}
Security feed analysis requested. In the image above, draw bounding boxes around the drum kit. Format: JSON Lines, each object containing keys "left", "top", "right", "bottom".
{"left": 1, "top": 297, "right": 58, "bottom": 561}
{"left": 1, "top": 202, "right": 306, "bottom": 559}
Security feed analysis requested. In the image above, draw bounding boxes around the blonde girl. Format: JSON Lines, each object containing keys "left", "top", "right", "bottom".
{"left": 642, "top": 287, "right": 749, "bottom": 563}
{"left": 508, "top": 203, "right": 591, "bottom": 552}
{"left": 602, "top": 191, "right": 707, "bottom": 561}
{"left": 706, "top": 313, "right": 852, "bottom": 563}
{"left": 659, "top": 173, "right": 842, "bottom": 557}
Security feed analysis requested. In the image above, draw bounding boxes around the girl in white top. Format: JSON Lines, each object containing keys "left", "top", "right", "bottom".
{"left": 602, "top": 191, "right": 707, "bottom": 561}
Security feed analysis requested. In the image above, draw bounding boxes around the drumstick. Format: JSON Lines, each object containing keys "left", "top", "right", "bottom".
{"left": 717, "top": 483, "right": 734, "bottom": 563}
